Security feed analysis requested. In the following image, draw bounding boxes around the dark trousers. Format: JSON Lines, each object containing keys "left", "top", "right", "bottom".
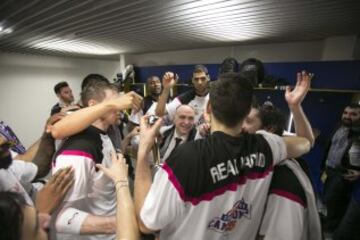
{"left": 333, "top": 198, "right": 360, "bottom": 240}
{"left": 324, "top": 167, "right": 353, "bottom": 231}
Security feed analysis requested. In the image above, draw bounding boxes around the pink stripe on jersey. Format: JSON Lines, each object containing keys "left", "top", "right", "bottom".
{"left": 162, "top": 163, "right": 186, "bottom": 197}
{"left": 247, "top": 169, "right": 273, "bottom": 179}
{"left": 60, "top": 150, "right": 94, "bottom": 160}
{"left": 270, "top": 189, "right": 306, "bottom": 207}
{"left": 162, "top": 163, "right": 273, "bottom": 205}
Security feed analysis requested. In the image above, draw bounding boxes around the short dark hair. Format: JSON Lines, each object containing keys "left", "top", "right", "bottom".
{"left": 0, "top": 141, "right": 13, "bottom": 169}
{"left": 219, "top": 57, "right": 239, "bottom": 74}
{"left": 81, "top": 81, "right": 112, "bottom": 107}
{"left": 239, "top": 58, "right": 265, "bottom": 86}
{"left": 81, "top": 74, "right": 110, "bottom": 90}
{"left": 210, "top": 73, "right": 253, "bottom": 127}
{"left": 0, "top": 192, "right": 26, "bottom": 240}
{"left": 193, "top": 64, "right": 209, "bottom": 75}
{"left": 147, "top": 76, "right": 160, "bottom": 83}
{"left": 54, "top": 81, "right": 69, "bottom": 94}
{"left": 347, "top": 103, "right": 360, "bottom": 110}
{"left": 259, "top": 106, "right": 287, "bottom": 136}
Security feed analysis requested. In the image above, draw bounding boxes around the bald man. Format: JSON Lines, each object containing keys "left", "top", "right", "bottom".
{"left": 159, "top": 105, "right": 197, "bottom": 163}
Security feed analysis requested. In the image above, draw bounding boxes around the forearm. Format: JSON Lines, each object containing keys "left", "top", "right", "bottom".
{"left": 155, "top": 88, "right": 170, "bottom": 117}
{"left": 55, "top": 206, "right": 115, "bottom": 234}
{"left": 116, "top": 183, "right": 139, "bottom": 240}
{"left": 35, "top": 191, "right": 54, "bottom": 214}
{"left": 32, "top": 133, "right": 55, "bottom": 178}
{"left": 134, "top": 148, "right": 153, "bottom": 233}
{"left": 289, "top": 105, "right": 315, "bottom": 147}
{"left": 283, "top": 136, "right": 311, "bottom": 159}
{"left": 51, "top": 101, "right": 115, "bottom": 139}
{"left": 80, "top": 215, "right": 116, "bottom": 235}
{"left": 14, "top": 138, "right": 40, "bottom": 162}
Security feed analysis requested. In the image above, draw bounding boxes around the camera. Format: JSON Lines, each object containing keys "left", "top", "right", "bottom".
{"left": 148, "top": 115, "right": 159, "bottom": 125}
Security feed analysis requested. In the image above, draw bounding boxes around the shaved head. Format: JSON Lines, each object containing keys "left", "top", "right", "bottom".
{"left": 174, "top": 105, "right": 196, "bottom": 136}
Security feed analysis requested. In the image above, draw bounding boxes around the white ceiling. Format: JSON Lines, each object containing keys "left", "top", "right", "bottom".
{"left": 0, "top": 0, "right": 359, "bottom": 59}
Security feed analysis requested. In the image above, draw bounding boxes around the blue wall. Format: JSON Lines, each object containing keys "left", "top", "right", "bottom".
{"left": 135, "top": 60, "right": 360, "bottom": 90}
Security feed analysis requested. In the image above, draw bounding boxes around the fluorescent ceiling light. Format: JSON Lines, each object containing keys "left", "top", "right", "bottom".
{"left": 171, "top": 0, "right": 263, "bottom": 42}
{"left": 30, "top": 38, "right": 119, "bottom": 55}
{"left": 0, "top": 27, "right": 13, "bottom": 34}
{"left": 2, "top": 28, "right": 13, "bottom": 34}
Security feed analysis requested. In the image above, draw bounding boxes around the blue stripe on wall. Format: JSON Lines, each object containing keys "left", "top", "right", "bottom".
{"left": 135, "top": 60, "right": 360, "bottom": 89}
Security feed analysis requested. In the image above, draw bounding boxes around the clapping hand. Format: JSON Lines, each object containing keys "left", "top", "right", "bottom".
{"left": 285, "top": 71, "right": 314, "bottom": 108}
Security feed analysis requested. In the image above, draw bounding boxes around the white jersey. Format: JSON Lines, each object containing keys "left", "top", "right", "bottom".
{"left": 258, "top": 159, "right": 322, "bottom": 240}
{"left": 52, "top": 126, "right": 116, "bottom": 240}
{"left": 141, "top": 130, "right": 287, "bottom": 240}
{"left": 0, "top": 160, "right": 37, "bottom": 206}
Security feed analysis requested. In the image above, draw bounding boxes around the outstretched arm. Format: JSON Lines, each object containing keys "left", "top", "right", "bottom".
{"left": 285, "top": 71, "right": 315, "bottom": 147}
{"left": 14, "top": 139, "right": 40, "bottom": 162}
{"left": 55, "top": 203, "right": 117, "bottom": 235}
{"left": 96, "top": 149, "right": 139, "bottom": 240}
{"left": 134, "top": 116, "right": 162, "bottom": 234}
{"left": 51, "top": 92, "right": 143, "bottom": 139}
{"left": 155, "top": 72, "right": 177, "bottom": 117}
{"left": 16, "top": 113, "right": 65, "bottom": 178}
{"left": 283, "top": 136, "right": 311, "bottom": 159}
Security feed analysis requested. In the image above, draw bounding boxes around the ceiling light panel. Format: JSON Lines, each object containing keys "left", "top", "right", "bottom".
{"left": 30, "top": 38, "right": 120, "bottom": 55}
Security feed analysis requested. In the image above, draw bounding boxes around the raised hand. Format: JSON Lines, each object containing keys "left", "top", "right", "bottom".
{"left": 138, "top": 115, "right": 163, "bottom": 154}
{"left": 96, "top": 149, "right": 128, "bottom": 182}
{"left": 115, "top": 91, "right": 143, "bottom": 112}
{"left": 285, "top": 71, "right": 314, "bottom": 108}
{"left": 162, "top": 72, "right": 178, "bottom": 89}
{"left": 36, "top": 166, "right": 74, "bottom": 214}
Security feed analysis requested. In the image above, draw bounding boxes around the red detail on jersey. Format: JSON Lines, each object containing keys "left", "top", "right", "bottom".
{"left": 270, "top": 189, "right": 307, "bottom": 207}
{"left": 162, "top": 163, "right": 273, "bottom": 205}
{"left": 60, "top": 150, "right": 94, "bottom": 160}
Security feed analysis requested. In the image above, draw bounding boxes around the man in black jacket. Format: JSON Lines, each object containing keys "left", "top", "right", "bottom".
{"left": 323, "top": 103, "right": 360, "bottom": 231}
{"left": 159, "top": 104, "right": 197, "bottom": 163}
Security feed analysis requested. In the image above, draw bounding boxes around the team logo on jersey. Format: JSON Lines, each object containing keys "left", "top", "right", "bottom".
{"left": 208, "top": 198, "right": 251, "bottom": 233}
